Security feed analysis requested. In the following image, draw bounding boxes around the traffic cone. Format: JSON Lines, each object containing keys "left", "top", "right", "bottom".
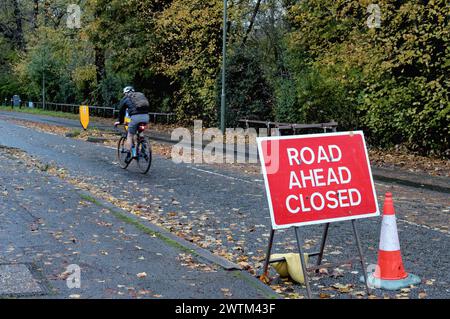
{"left": 362, "top": 193, "right": 421, "bottom": 290}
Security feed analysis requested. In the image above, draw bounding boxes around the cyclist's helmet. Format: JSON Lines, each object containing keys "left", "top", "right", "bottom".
{"left": 123, "top": 86, "right": 135, "bottom": 94}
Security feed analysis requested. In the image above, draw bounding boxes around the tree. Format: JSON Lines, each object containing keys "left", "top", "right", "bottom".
{"left": 154, "top": 0, "right": 225, "bottom": 124}
{"left": 286, "top": 0, "right": 449, "bottom": 155}
{"left": 218, "top": 48, "right": 274, "bottom": 125}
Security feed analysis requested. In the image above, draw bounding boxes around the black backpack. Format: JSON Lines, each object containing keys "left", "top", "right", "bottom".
{"left": 129, "top": 92, "right": 149, "bottom": 110}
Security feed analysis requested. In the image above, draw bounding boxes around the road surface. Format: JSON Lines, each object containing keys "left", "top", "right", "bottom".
{"left": 0, "top": 112, "right": 448, "bottom": 299}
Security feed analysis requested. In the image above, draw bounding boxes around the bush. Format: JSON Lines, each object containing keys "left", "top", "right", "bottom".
{"left": 217, "top": 49, "right": 274, "bottom": 126}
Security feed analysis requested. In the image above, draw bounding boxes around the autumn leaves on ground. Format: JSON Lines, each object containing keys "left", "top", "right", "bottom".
{"left": 10, "top": 116, "right": 450, "bottom": 178}
{"left": 1, "top": 113, "right": 448, "bottom": 299}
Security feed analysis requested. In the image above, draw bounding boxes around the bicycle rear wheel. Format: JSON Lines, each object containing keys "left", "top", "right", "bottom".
{"left": 137, "top": 139, "right": 152, "bottom": 174}
{"left": 117, "top": 136, "right": 131, "bottom": 169}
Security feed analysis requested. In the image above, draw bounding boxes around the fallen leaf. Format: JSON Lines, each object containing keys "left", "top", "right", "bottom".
{"left": 331, "top": 268, "right": 344, "bottom": 278}
{"left": 238, "top": 261, "right": 251, "bottom": 270}
{"left": 332, "top": 283, "right": 353, "bottom": 293}
{"left": 400, "top": 288, "right": 410, "bottom": 293}
{"left": 58, "top": 271, "right": 71, "bottom": 280}
{"left": 318, "top": 268, "right": 329, "bottom": 275}
{"left": 418, "top": 292, "right": 427, "bottom": 299}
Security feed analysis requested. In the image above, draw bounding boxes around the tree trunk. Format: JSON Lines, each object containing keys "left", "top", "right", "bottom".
{"left": 12, "top": 0, "right": 25, "bottom": 50}
{"left": 32, "top": 0, "right": 39, "bottom": 30}
{"left": 241, "top": 0, "right": 262, "bottom": 46}
{"left": 95, "top": 46, "right": 106, "bottom": 105}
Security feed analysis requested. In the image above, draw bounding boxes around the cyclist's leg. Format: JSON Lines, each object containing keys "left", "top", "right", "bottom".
{"left": 127, "top": 115, "right": 140, "bottom": 151}
{"left": 143, "top": 114, "right": 150, "bottom": 127}
{"left": 126, "top": 132, "right": 135, "bottom": 151}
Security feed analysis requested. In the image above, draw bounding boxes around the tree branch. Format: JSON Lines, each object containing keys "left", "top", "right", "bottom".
{"left": 241, "top": 0, "right": 262, "bottom": 46}
{"left": 0, "top": 22, "right": 14, "bottom": 41}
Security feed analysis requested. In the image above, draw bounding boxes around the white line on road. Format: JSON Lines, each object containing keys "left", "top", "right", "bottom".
{"left": 15, "top": 124, "right": 60, "bottom": 137}
{"left": 101, "top": 141, "right": 263, "bottom": 186}
{"left": 397, "top": 218, "right": 449, "bottom": 236}
{"left": 188, "top": 166, "right": 257, "bottom": 185}
{"left": 374, "top": 182, "right": 390, "bottom": 187}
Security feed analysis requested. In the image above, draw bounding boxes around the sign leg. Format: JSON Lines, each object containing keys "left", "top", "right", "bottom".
{"left": 315, "top": 223, "right": 330, "bottom": 270}
{"left": 294, "top": 227, "right": 312, "bottom": 299}
{"left": 351, "top": 220, "right": 371, "bottom": 296}
{"left": 261, "top": 228, "right": 275, "bottom": 281}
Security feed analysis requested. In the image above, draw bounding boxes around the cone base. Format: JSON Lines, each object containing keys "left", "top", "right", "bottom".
{"left": 360, "top": 273, "right": 421, "bottom": 291}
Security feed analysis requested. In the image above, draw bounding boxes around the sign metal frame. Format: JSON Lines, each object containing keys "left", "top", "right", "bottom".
{"left": 257, "top": 131, "right": 376, "bottom": 298}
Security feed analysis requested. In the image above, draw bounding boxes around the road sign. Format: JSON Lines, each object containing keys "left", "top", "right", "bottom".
{"left": 79, "top": 105, "right": 89, "bottom": 130}
{"left": 257, "top": 131, "right": 379, "bottom": 229}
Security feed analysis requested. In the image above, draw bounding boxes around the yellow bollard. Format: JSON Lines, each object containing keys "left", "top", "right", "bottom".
{"left": 79, "top": 105, "right": 89, "bottom": 130}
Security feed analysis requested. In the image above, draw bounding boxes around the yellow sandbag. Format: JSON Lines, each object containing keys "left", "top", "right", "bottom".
{"left": 271, "top": 253, "right": 309, "bottom": 284}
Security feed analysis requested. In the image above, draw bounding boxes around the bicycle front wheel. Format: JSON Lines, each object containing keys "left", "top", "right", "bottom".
{"left": 137, "top": 139, "right": 152, "bottom": 174}
{"left": 117, "top": 136, "right": 130, "bottom": 169}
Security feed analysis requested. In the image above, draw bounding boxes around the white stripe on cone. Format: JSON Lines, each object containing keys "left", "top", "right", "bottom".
{"left": 379, "top": 215, "right": 401, "bottom": 251}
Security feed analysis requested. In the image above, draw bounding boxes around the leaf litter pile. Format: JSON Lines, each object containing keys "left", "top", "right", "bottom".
{"left": 9, "top": 119, "right": 174, "bottom": 160}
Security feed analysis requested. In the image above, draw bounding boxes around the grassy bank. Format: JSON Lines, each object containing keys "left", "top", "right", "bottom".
{"left": 0, "top": 105, "right": 82, "bottom": 120}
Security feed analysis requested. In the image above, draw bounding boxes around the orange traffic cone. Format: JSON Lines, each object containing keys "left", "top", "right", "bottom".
{"left": 363, "top": 193, "right": 421, "bottom": 290}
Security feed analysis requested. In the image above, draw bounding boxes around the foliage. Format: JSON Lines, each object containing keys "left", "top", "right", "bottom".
{"left": 154, "top": 0, "right": 225, "bottom": 124}
{"left": 218, "top": 48, "right": 274, "bottom": 126}
{"left": 0, "top": 0, "right": 448, "bottom": 155}
{"left": 286, "top": 0, "right": 449, "bottom": 155}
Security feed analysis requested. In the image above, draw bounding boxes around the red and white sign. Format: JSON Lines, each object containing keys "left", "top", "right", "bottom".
{"left": 257, "top": 131, "right": 379, "bottom": 229}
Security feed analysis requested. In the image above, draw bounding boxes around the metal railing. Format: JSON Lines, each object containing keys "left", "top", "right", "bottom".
{"left": 3, "top": 101, "right": 175, "bottom": 123}
{"left": 148, "top": 112, "right": 175, "bottom": 124}
{"left": 32, "top": 102, "right": 116, "bottom": 118}
{"left": 238, "top": 119, "right": 338, "bottom": 136}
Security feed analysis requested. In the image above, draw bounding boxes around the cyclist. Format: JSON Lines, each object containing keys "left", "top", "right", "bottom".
{"left": 115, "top": 86, "right": 150, "bottom": 163}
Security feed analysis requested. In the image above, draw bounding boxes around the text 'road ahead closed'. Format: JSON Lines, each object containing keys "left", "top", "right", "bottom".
{"left": 257, "top": 131, "right": 379, "bottom": 229}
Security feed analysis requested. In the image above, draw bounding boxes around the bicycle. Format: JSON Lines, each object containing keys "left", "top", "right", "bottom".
{"left": 115, "top": 122, "right": 152, "bottom": 174}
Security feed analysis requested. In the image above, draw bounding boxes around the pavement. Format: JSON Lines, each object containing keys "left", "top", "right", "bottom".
{"left": 0, "top": 146, "right": 275, "bottom": 299}
{"left": 0, "top": 110, "right": 448, "bottom": 299}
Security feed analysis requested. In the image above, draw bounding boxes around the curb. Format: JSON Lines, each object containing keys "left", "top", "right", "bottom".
{"left": 371, "top": 168, "right": 450, "bottom": 194}
{"left": 76, "top": 190, "right": 279, "bottom": 299}
{"left": 86, "top": 136, "right": 108, "bottom": 143}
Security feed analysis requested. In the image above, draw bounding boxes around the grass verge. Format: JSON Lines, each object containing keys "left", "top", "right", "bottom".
{"left": 79, "top": 193, "right": 197, "bottom": 256}
{"left": 0, "top": 105, "right": 81, "bottom": 120}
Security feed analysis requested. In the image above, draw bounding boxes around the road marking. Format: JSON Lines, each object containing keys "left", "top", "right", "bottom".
{"left": 397, "top": 218, "right": 449, "bottom": 235}
{"left": 188, "top": 166, "right": 256, "bottom": 185}
{"left": 100, "top": 139, "right": 262, "bottom": 186}
{"left": 14, "top": 124, "right": 59, "bottom": 137}
{"left": 374, "top": 182, "right": 390, "bottom": 187}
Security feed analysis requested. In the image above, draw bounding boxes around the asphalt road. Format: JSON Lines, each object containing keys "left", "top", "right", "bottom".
{"left": 0, "top": 146, "right": 277, "bottom": 299}
{"left": 0, "top": 112, "right": 448, "bottom": 299}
